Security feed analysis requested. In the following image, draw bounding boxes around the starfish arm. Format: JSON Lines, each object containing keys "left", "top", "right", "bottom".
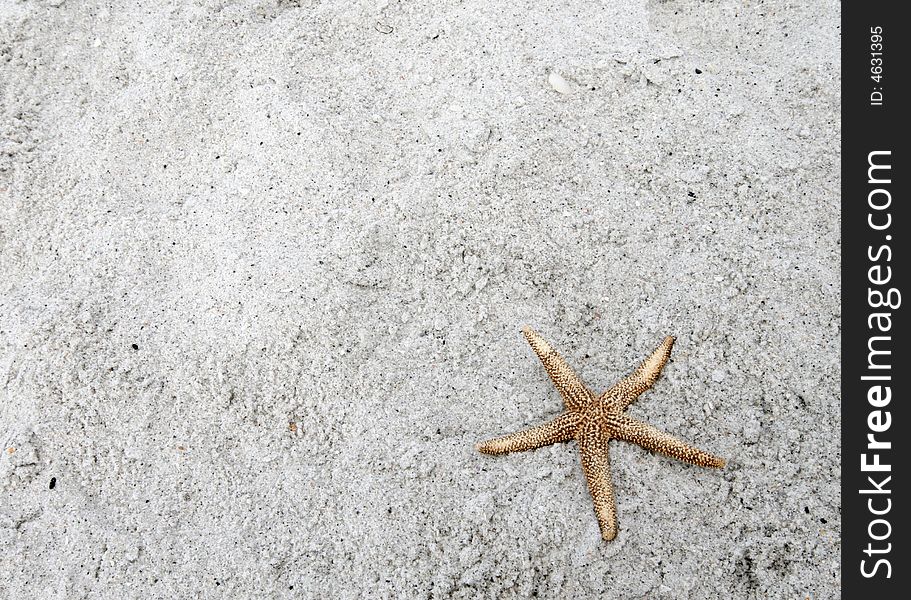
{"left": 477, "top": 413, "right": 579, "bottom": 455}
{"left": 522, "top": 326, "right": 594, "bottom": 411}
{"left": 610, "top": 336, "right": 675, "bottom": 409}
{"left": 613, "top": 414, "right": 726, "bottom": 468}
{"left": 578, "top": 425, "right": 619, "bottom": 541}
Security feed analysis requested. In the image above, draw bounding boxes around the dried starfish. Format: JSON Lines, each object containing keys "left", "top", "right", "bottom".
{"left": 477, "top": 327, "right": 726, "bottom": 541}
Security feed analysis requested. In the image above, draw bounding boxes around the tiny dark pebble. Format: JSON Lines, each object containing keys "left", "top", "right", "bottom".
{"left": 49, "top": 477, "right": 56, "bottom": 489}
{"left": 131, "top": 343, "right": 139, "bottom": 350}
{"left": 695, "top": 68, "right": 702, "bottom": 74}
{"left": 820, "top": 518, "right": 827, "bottom": 524}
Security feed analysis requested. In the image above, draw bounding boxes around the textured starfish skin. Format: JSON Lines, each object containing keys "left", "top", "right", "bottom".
{"left": 477, "top": 327, "right": 726, "bottom": 541}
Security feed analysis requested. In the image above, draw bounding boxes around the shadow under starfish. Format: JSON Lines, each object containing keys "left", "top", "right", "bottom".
{"left": 477, "top": 327, "right": 726, "bottom": 541}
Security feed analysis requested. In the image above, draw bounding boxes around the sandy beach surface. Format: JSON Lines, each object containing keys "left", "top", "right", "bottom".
{"left": 2, "top": 1, "right": 840, "bottom": 598}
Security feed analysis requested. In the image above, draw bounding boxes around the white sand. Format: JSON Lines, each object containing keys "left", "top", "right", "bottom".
{"left": 1, "top": 1, "right": 841, "bottom": 597}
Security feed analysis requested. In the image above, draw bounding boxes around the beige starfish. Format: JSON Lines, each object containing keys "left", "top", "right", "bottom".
{"left": 477, "top": 327, "right": 726, "bottom": 541}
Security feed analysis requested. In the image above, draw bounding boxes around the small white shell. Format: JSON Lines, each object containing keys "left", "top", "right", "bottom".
{"left": 548, "top": 71, "right": 573, "bottom": 94}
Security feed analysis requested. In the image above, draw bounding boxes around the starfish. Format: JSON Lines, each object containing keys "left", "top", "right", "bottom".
{"left": 477, "top": 327, "right": 726, "bottom": 541}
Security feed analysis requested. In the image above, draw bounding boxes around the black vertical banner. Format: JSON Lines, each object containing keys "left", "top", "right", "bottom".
{"left": 842, "top": 3, "right": 908, "bottom": 597}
